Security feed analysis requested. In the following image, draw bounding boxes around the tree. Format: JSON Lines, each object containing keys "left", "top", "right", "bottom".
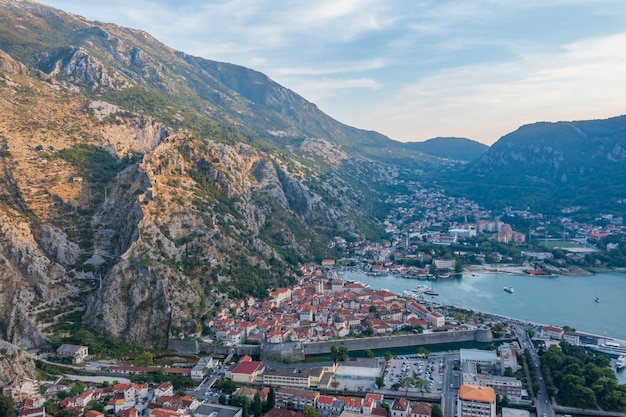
{"left": 303, "top": 406, "right": 319, "bottom": 417}
{"left": 417, "top": 347, "right": 430, "bottom": 357}
{"left": 267, "top": 386, "right": 276, "bottom": 410}
{"left": 338, "top": 346, "right": 349, "bottom": 361}
{"left": 229, "top": 394, "right": 251, "bottom": 417}
{"left": 369, "top": 305, "right": 377, "bottom": 313}
{"left": 431, "top": 404, "right": 443, "bottom": 417}
{"left": 416, "top": 378, "right": 427, "bottom": 392}
{"left": 0, "top": 395, "right": 15, "bottom": 417}
{"left": 251, "top": 393, "right": 262, "bottom": 417}
{"left": 90, "top": 401, "right": 105, "bottom": 412}
{"left": 70, "top": 381, "right": 85, "bottom": 396}
{"left": 364, "top": 349, "right": 375, "bottom": 358}
{"left": 526, "top": 328, "right": 535, "bottom": 338}
{"left": 136, "top": 351, "right": 154, "bottom": 365}
{"left": 331, "top": 346, "right": 349, "bottom": 362}
{"left": 57, "top": 390, "right": 72, "bottom": 401}
{"left": 375, "top": 376, "right": 385, "bottom": 389}
{"left": 218, "top": 394, "right": 227, "bottom": 405}
{"left": 215, "top": 378, "right": 237, "bottom": 394}
{"left": 455, "top": 259, "right": 463, "bottom": 273}
{"left": 384, "top": 351, "right": 393, "bottom": 361}
{"left": 401, "top": 377, "right": 415, "bottom": 395}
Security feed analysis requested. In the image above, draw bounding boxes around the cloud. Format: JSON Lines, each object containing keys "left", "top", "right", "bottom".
{"left": 271, "top": 59, "right": 388, "bottom": 77}
{"left": 288, "top": 78, "right": 382, "bottom": 104}
{"left": 375, "top": 32, "right": 626, "bottom": 143}
{"left": 40, "top": 1, "right": 626, "bottom": 145}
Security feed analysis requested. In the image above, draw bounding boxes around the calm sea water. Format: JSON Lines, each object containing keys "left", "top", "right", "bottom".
{"left": 342, "top": 270, "right": 626, "bottom": 341}
{"left": 342, "top": 269, "right": 626, "bottom": 384}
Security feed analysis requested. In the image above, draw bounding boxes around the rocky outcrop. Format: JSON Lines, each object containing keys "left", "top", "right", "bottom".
{"left": 0, "top": 0, "right": 390, "bottom": 351}
{"left": 40, "top": 47, "right": 133, "bottom": 91}
{"left": 0, "top": 50, "right": 29, "bottom": 75}
{"left": 39, "top": 225, "right": 81, "bottom": 266}
{"left": 0, "top": 340, "right": 36, "bottom": 387}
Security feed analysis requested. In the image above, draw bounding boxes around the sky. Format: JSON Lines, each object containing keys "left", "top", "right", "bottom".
{"left": 36, "top": 0, "right": 626, "bottom": 145}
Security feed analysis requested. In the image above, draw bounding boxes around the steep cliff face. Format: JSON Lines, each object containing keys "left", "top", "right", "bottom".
{"left": 0, "top": 341, "right": 36, "bottom": 386}
{"left": 0, "top": 32, "right": 387, "bottom": 348}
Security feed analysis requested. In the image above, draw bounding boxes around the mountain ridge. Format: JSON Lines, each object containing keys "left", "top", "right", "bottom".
{"left": 2, "top": 0, "right": 626, "bottom": 380}
{"left": 0, "top": 0, "right": 411, "bottom": 356}
{"left": 438, "top": 115, "right": 626, "bottom": 214}
{"left": 402, "top": 137, "right": 488, "bottom": 162}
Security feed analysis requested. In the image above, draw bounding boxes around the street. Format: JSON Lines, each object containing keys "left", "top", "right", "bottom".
{"left": 515, "top": 325, "right": 552, "bottom": 417}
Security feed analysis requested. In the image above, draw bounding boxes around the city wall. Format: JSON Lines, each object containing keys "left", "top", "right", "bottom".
{"left": 167, "top": 329, "right": 492, "bottom": 359}
{"left": 167, "top": 340, "right": 261, "bottom": 357}
{"left": 302, "top": 329, "right": 491, "bottom": 355}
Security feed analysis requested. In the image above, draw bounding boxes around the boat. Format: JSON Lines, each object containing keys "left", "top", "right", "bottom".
{"left": 503, "top": 286, "right": 514, "bottom": 293}
{"left": 585, "top": 341, "right": 626, "bottom": 356}
{"left": 424, "top": 288, "right": 438, "bottom": 296}
{"left": 410, "top": 285, "right": 431, "bottom": 294}
{"left": 616, "top": 355, "right": 626, "bottom": 369}
{"left": 594, "top": 297, "right": 600, "bottom": 303}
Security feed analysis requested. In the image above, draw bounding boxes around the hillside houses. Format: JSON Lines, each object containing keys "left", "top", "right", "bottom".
{"left": 207, "top": 267, "right": 446, "bottom": 346}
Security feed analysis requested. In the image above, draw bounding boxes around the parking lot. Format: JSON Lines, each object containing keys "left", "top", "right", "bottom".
{"left": 383, "top": 356, "right": 445, "bottom": 393}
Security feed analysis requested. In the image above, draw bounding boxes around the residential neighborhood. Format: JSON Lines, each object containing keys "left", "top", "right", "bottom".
{"left": 207, "top": 264, "right": 448, "bottom": 348}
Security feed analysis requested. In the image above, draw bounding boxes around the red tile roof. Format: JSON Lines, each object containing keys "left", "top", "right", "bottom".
{"left": 232, "top": 361, "right": 264, "bottom": 375}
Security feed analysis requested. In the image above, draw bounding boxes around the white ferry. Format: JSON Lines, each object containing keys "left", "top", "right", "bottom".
{"left": 586, "top": 341, "right": 626, "bottom": 356}
{"left": 616, "top": 355, "right": 626, "bottom": 369}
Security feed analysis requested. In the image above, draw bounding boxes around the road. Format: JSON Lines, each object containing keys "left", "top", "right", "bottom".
{"left": 441, "top": 357, "right": 459, "bottom": 417}
{"left": 515, "top": 325, "right": 552, "bottom": 417}
{"left": 187, "top": 362, "right": 227, "bottom": 400}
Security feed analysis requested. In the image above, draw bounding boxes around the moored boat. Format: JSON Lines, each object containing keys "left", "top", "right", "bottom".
{"left": 503, "top": 286, "right": 514, "bottom": 293}
{"left": 424, "top": 288, "right": 438, "bottom": 296}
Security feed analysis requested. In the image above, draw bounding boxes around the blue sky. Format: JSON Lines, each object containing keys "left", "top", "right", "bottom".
{"left": 38, "top": 0, "right": 626, "bottom": 145}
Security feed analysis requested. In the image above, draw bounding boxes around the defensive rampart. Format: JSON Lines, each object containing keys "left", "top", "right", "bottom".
{"left": 167, "top": 329, "right": 492, "bottom": 358}
{"left": 302, "top": 329, "right": 490, "bottom": 355}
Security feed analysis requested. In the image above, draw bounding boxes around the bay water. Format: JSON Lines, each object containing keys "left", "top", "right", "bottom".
{"left": 342, "top": 270, "right": 626, "bottom": 341}
{"left": 341, "top": 270, "right": 626, "bottom": 383}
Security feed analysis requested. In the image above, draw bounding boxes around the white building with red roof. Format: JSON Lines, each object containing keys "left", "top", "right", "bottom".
{"left": 226, "top": 360, "right": 265, "bottom": 383}
{"left": 541, "top": 325, "right": 564, "bottom": 340}
{"left": 154, "top": 382, "right": 174, "bottom": 400}
{"left": 390, "top": 398, "right": 410, "bottom": 417}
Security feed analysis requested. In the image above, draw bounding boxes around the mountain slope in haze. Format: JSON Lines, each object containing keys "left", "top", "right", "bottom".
{"left": 0, "top": 0, "right": 409, "bottom": 356}
{"left": 0, "top": 0, "right": 445, "bottom": 167}
{"left": 402, "top": 137, "right": 488, "bottom": 162}
{"left": 440, "top": 115, "right": 626, "bottom": 215}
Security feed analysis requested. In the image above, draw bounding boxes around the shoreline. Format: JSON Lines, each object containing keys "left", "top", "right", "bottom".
{"left": 462, "top": 263, "right": 594, "bottom": 276}
{"left": 340, "top": 267, "right": 626, "bottom": 345}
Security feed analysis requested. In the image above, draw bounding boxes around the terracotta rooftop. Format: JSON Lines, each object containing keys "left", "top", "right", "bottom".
{"left": 459, "top": 385, "right": 496, "bottom": 403}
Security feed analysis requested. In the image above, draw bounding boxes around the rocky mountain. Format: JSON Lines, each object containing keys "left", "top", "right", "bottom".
{"left": 2, "top": 0, "right": 625, "bottom": 380}
{"left": 0, "top": 341, "right": 36, "bottom": 386}
{"left": 402, "top": 137, "right": 488, "bottom": 162}
{"left": 439, "top": 115, "right": 626, "bottom": 215}
{"left": 0, "top": 0, "right": 426, "bottom": 359}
